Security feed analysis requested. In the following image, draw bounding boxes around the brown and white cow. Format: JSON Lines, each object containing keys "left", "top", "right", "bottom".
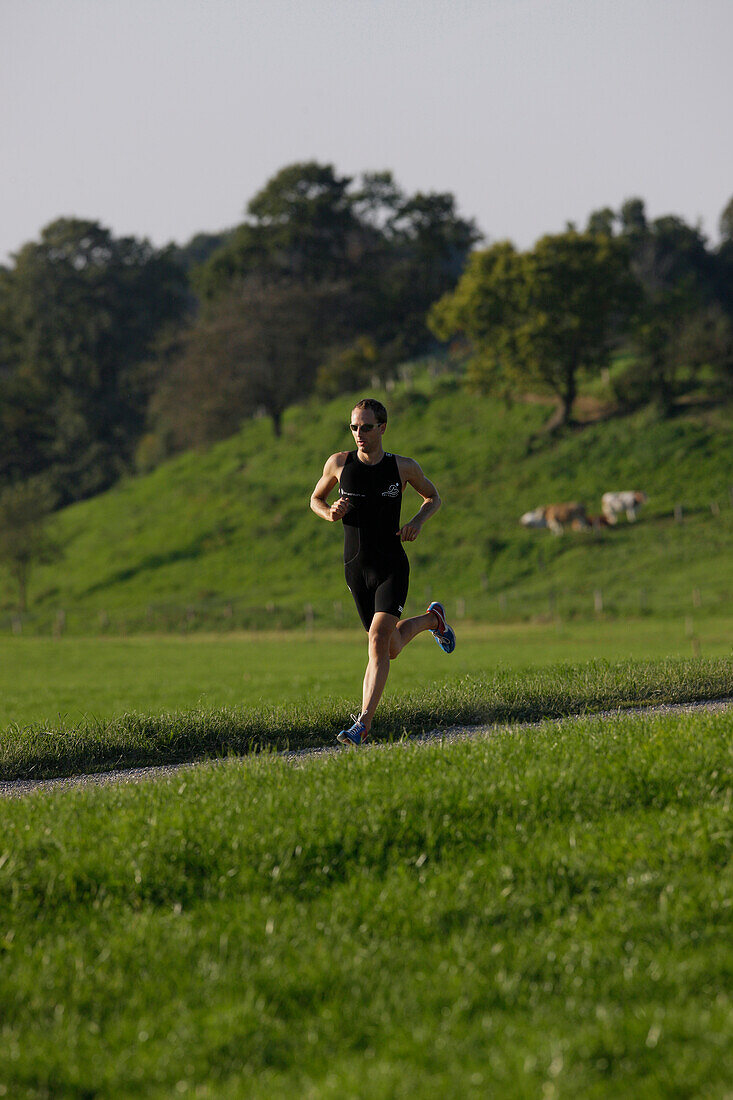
{"left": 601, "top": 491, "right": 648, "bottom": 524}
{"left": 520, "top": 502, "right": 589, "bottom": 535}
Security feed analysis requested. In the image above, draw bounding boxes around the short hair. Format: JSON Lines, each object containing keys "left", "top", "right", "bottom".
{"left": 352, "top": 398, "right": 388, "bottom": 424}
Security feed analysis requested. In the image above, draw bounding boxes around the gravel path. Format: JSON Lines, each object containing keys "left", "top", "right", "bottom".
{"left": 2, "top": 697, "right": 731, "bottom": 801}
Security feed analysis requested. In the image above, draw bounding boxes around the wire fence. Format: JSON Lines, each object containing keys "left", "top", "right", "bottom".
{"left": 2, "top": 496, "right": 732, "bottom": 637}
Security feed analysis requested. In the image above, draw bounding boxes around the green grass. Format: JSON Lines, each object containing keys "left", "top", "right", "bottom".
{"left": 0, "top": 617, "right": 731, "bottom": 733}
{"left": 1, "top": 652, "right": 730, "bottom": 781}
{"left": 3, "top": 373, "right": 732, "bottom": 632}
{"left": 1, "top": 707, "right": 731, "bottom": 1097}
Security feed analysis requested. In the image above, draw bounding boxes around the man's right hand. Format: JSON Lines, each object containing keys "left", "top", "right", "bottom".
{"left": 329, "top": 497, "right": 351, "bottom": 522}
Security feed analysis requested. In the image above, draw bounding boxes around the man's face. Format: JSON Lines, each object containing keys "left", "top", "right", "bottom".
{"left": 350, "top": 407, "right": 385, "bottom": 455}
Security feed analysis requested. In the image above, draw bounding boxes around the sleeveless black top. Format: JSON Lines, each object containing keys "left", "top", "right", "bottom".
{"left": 339, "top": 451, "right": 404, "bottom": 564}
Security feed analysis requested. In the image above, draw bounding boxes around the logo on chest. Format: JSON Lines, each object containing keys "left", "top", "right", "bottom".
{"left": 381, "top": 482, "right": 401, "bottom": 498}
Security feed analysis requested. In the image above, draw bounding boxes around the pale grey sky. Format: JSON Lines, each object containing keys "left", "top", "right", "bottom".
{"left": 2, "top": 0, "right": 732, "bottom": 264}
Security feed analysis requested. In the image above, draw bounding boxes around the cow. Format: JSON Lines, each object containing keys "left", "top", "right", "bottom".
{"left": 585, "top": 514, "right": 612, "bottom": 531}
{"left": 520, "top": 502, "right": 589, "bottom": 535}
{"left": 601, "top": 490, "right": 648, "bottom": 524}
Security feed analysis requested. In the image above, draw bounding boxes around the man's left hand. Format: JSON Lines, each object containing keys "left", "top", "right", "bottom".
{"left": 398, "top": 521, "right": 422, "bottom": 542}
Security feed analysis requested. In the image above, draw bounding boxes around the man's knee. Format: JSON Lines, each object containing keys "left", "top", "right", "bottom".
{"left": 368, "top": 620, "right": 395, "bottom": 658}
{"left": 369, "top": 630, "right": 391, "bottom": 657}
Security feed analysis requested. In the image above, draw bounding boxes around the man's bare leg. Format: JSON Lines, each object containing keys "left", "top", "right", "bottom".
{"left": 354, "top": 607, "right": 446, "bottom": 738}
{"left": 358, "top": 612, "right": 400, "bottom": 734}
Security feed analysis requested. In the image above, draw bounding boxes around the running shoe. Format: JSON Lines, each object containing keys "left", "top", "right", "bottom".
{"left": 337, "top": 714, "right": 368, "bottom": 746}
{"left": 427, "top": 600, "right": 456, "bottom": 654}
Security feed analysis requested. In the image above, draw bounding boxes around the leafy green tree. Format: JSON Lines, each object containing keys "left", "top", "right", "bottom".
{"left": 0, "top": 219, "right": 189, "bottom": 501}
{"left": 150, "top": 277, "right": 347, "bottom": 446}
{"left": 674, "top": 304, "right": 733, "bottom": 395}
{"left": 0, "top": 370, "right": 55, "bottom": 485}
{"left": 429, "top": 232, "right": 635, "bottom": 425}
{"left": 617, "top": 204, "right": 721, "bottom": 412}
{"left": 0, "top": 479, "right": 60, "bottom": 612}
{"left": 620, "top": 197, "right": 648, "bottom": 236}
{"left": 194, "top": 163, "right": 480, "bottom": 368}
{"left": 586, "top": 207, "right": 616, "bottom": 237}
{"left": 376, "top": 190, "right": 481, "bottom": 355}
{"left": 195, "top": 162, "right": 359, "bottom": 300}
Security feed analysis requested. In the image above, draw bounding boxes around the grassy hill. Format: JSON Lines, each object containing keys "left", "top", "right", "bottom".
{"left": 4, "top": 369, "right": 733, "bottom": 633}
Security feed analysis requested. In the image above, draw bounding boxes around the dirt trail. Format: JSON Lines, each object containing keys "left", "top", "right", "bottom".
{"left": 1, "top": 698, "right": 731, "bottom": 800}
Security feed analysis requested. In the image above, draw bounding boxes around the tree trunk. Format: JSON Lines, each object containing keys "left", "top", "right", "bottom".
{"left": 559, "top": 368, "right": 577, "bottom": 425}
{"left": 653, "top": 359, "right": 675, "bottom": 416}
{"left": 14, "top": 563, "right": 29, "bottom": 613}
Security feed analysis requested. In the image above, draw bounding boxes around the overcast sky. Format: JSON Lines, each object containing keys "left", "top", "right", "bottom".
{"left": 2, "top": 0, "right": 732, "bottom": 264}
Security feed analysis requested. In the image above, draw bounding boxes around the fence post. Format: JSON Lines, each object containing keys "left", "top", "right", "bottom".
{"left": 53, "top": 609, "right": 66, "bottom": 638}
{"left": 456, "top": 597, "right": 466, "bottom": 619}
{"left": 711, "top": 500, "right": 720, "bottom": 517}
{"left": 674, "top": 503, "right": 684, "bottom": 524}
{"left": 594, "top": 589, "right": 604, "bottom": 614}
{"left": 692, "top": 588, "right": 702, "bottom": 608}
{"left": 304, "top": 603, "right": 314, "bottom": 632}
{"left": 11, "top": 615, "right": 22, "bottom": 635}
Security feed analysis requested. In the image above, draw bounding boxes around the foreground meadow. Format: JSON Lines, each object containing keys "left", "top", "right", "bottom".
{"left": 1, "top": 707, "right": 731, "bottom": 1097}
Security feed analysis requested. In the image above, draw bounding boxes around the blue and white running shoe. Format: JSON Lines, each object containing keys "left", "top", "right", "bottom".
{"left": 427, "top": 601, "right": 456, "bottom": 654}
{"left": 337, "top": 714, "right": 368, "bottom": 746}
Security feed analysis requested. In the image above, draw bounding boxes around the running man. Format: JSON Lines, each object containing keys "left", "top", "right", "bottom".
{"left": 310, "top": 398, "right": 455, "bottom": 746}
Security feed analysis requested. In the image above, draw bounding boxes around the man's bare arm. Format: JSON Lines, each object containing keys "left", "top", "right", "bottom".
{"left": 397, "top": 457, "right": 441, "bottom": 541}
{"left": 310, "top": 453, "right": 351, "bottom": 523}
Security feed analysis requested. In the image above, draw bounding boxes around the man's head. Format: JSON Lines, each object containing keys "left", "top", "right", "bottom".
{"left": 350, "top": 398, "right": 387, "bottom": 455}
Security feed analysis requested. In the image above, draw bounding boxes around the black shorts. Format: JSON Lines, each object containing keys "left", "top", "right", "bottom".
{"left": 344, "top": 551, "right": 410, "bottom": 631}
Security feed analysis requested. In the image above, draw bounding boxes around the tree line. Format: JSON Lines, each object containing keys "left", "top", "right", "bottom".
{"left": 0, "top": 163, "right": 732, "bottom": 522}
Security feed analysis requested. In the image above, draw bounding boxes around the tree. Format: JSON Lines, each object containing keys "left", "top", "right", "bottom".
{"left": 674, "top": 304, "right": 733, "bottom": 395}
{"left": 429, "top": 232, "right": 635, "bottom": 425}
{"left": 619, "top": 208, "right": 720, "bottom": 412}
{"left": 0, "top": 479, "right": 60, "bottom": 613}
{"left": 586, "top": 207, "right": 616, "bottom": 237}
{"left": 195, "top": 162, "right": 359, "bottom": 300}
{"left": 0, "top": 219, "right": 189, "bottom": 501}
{"left": 193, "top": 163, "right": 480, "bottom": 368}
{"left": 374, "top": 189, "right": 481, "bottom": 355}
{"left": 149, "top": 277, "right": 347, "bottom": 447}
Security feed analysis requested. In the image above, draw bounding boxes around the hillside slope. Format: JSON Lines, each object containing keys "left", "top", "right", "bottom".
{"left": 5, "top": 374, "right": 733, "bottom": 632}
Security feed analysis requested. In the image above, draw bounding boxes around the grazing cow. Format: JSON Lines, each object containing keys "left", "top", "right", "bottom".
{"left": 585, "top": 514, "right": 612, "bottom": 531}
{"left": 601, "top": 490, "right": 648, "bottom": 524}
{"left": 520, "top": 502, "right": 589, "bottom": 535}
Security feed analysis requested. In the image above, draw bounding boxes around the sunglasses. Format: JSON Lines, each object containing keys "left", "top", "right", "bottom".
{"left": 349, "top": 423, "right": 381, "bottom": 433}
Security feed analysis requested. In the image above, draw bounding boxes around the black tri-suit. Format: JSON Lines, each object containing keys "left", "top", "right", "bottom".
{"left": 338, "top": 450, "right": 410, "bottom": 630}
